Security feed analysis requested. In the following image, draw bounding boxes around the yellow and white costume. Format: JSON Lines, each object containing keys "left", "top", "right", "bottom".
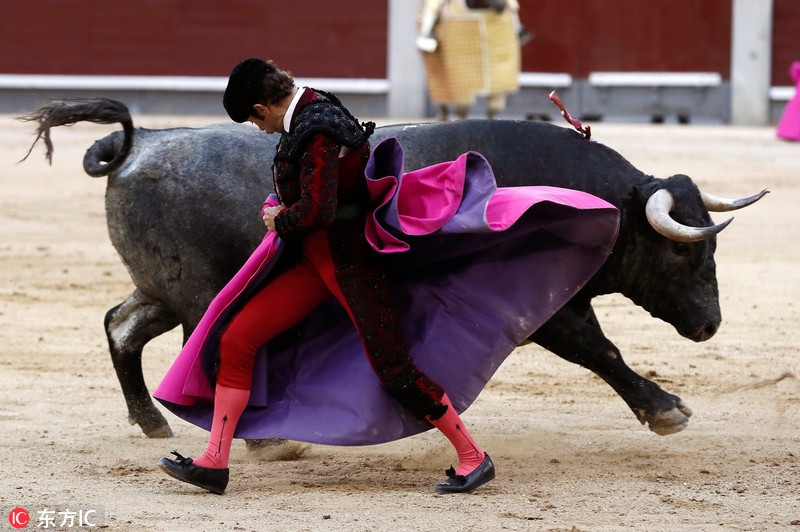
{"left": 417, "top": 0, "right": 523, "bottom": 119}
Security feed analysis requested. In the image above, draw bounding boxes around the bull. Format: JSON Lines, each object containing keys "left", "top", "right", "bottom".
{"left": 21, "top": 98, "right": 766, "bottom": 440}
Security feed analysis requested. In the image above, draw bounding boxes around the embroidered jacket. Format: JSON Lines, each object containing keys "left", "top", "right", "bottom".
{"left": 272, "top": 88, "right": 374, "bottom": 242}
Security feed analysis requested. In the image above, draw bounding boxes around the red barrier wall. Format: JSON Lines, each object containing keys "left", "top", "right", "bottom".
{"left": 0, "top": 1, "right": 796, "bottom": 85}
{"left": 772, "top": 0, "right": 800, "bottom": 85}
{"left": 0, "top": 0, "right": 387, "bottom": 78}
{"left": 517, "top": 1, "right": 732, "bottom": 77}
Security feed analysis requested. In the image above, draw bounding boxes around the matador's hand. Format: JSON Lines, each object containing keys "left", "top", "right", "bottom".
{"left": 262, "top": 205, "right": 284, "bottom": 232}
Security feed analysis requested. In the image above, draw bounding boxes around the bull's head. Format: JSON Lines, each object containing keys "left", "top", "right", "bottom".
{"left": 620, "top": 176, "right": 767, "bottom": 342}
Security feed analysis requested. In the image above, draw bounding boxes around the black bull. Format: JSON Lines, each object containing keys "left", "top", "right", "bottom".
{"left": 22, "top": 98, "right": 766, "bottom": 439}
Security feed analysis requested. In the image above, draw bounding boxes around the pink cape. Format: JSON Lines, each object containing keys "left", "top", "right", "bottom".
{"left": 154, "top": 137, "right": 620, "bottom": 445}
{"left": 777, "top": 61, "right": 800, "bottom": 141}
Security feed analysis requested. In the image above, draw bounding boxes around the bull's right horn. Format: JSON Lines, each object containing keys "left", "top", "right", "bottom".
{"left": 645, "top": 189, "right": 733, "bottom": 242}
{"left": 701, "top": 189, "right": 769, "bottom": 212}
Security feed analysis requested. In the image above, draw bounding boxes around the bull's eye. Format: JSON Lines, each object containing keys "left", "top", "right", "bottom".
{"left": 672, "top": 241, "right": 690, "bottom": 256}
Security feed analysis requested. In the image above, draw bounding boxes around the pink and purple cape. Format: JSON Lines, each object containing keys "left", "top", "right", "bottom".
{"left": 154, "top": 137, "right": 620, "bottom": 446}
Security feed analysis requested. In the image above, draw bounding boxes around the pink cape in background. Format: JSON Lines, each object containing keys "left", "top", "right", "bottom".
{"left": 777, "top": 61, "right": 800, "bottom": 141}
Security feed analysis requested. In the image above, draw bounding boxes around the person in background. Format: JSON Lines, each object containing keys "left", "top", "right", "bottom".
{"left": 417, "top": 0, "right": 532, "bottom": 120}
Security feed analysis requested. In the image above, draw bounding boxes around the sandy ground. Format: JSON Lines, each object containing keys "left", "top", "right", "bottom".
{"left": 1, "top": 111, "right": 799, "bottom": 532}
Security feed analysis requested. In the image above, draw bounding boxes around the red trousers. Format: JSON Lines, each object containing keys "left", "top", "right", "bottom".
{"left": 216, "top": 229, "right": 446, "bottom": 420}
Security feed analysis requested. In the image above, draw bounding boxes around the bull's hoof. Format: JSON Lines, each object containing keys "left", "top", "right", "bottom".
{"left": 645, "top": 399, "right": 693, "bottom": 436}
{"left": 129, "top": 415, "right": 174, "bottom": 438}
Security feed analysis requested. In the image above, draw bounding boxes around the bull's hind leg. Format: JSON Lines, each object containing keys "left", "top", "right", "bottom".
{"left": 104, "top": 289, "right": 180, "bottom": 438}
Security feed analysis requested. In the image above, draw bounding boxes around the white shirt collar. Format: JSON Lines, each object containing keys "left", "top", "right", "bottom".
{"left": 283, "top": 87, "right": 306, "bottom": 133}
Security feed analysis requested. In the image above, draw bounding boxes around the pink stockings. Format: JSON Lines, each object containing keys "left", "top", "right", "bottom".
{"left": 195, "top": 386, "right": 486, "bottom": 477}
{"left": 427, "top": 394, "right": 485, "bottom": 476}
{"left": 192, "top": 385, "right": 250, "bottom": 469}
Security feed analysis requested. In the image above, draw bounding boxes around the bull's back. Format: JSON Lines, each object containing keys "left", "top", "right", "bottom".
{"left": 99, "top": 119, "right": 641, "bottom": 319}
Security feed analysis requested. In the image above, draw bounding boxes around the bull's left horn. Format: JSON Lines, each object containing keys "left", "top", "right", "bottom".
{"left": 646, "top": 189, "right": 733, "bottom": 242}
{"left": 701, "top": 189, "right": 769, "bottom": 212}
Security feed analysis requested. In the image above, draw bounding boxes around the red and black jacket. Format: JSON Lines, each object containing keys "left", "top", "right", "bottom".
{"left": 272, "top": 88, "right": 375, "bottom": 242}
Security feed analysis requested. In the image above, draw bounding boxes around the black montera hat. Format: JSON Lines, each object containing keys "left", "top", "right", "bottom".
{"left": 223, "top": 58, "right": 275, "bottom": 123}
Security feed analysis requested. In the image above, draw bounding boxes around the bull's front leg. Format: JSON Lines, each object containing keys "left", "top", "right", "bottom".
{"left": 104, "top": 290, "right": 179, "bottom": 438}
{"left": 530, "top": 303, "right": 692, "bottom": 435}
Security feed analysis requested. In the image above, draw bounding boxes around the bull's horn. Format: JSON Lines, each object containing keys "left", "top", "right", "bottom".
{"left": 646, "top": 189, "right": 733, "bottom": 242}
{"left": 701, "top": 189, "right": 769, "bottom": 212}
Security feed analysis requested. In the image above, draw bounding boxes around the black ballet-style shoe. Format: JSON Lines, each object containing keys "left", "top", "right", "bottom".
{"left": 435, "top": 453, "right": 496, "bottom": 494}
{"left": 157, "top": 451, "right": 229, "bottom": 495}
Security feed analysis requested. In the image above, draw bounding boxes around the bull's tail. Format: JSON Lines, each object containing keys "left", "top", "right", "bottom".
{"left": 18, "top": 97, "right": 134, "bottom": 177}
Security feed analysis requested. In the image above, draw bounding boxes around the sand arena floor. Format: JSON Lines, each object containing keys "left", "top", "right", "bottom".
{"left": 1, "top": 112, "right": 798, "bottom": 531}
